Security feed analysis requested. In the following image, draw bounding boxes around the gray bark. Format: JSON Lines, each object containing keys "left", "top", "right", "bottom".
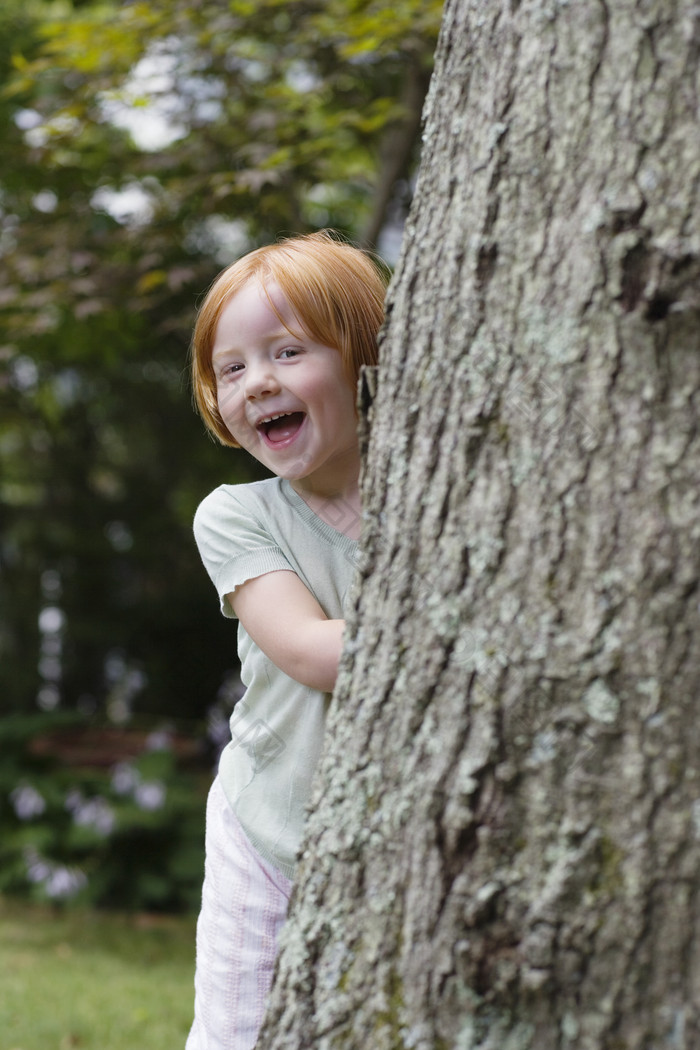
{"left": 260, "top": 0, "right": 700, "bottom": 1047}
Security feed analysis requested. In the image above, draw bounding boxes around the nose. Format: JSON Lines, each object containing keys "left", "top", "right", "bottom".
{"left": 244, "top": 360, "right": 280, "bottom": 401}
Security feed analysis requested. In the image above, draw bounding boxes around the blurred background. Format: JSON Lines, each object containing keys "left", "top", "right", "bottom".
{"left": 0, "top": 0, "right": 442, "bottom": 914}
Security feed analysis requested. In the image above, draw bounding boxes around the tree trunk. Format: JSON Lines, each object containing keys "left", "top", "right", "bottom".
{"left": 260, "top": 0, "right": 700, "bottom": 1047}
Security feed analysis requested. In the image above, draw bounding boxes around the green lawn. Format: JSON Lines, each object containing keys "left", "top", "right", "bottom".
{"left": 0, "top": 897, "right": 196, "bottom": 1050}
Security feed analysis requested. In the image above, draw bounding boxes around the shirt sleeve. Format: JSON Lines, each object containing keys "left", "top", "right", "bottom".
{"left": 193, "top": 485, "right": 294, "bottom": 618}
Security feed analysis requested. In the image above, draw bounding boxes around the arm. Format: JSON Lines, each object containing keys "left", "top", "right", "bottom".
{"left": 229, "top": 570, "right": 344, "bottom": 693}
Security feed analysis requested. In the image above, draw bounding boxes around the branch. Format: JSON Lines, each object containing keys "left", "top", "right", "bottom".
{"left": 359, "top": 55, "right": 433, "bottom": 251}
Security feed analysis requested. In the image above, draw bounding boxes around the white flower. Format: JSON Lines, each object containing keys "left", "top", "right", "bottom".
{"left": 65, "top": 789, "right": 116, "bottom": 836}
{"left": 23, "top": 848, "right": 88, "bottom": 899}
{"left": 133, "top": 780, "right": 166, "bottom": 811}
{"left": 145, "top": 729, "right": 172, "bottom": 752}
{"left": 111, "top": 762, "right": 141, "bottom": 795}
{"left": 11, "top": 784, "right": 46, "bottom": 820}
{"left": 45, "top": 865, "right": 88, "bottom": 900}
{"left": 24, "top": 848, "right": 51, "bottom": 884}
{"left": 76, "top": 798, "right": 116, "bottom": 836}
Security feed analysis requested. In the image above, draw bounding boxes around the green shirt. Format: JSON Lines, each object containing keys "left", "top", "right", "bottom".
{"left": 193, "top": 477, "right": 358, "bottom": 877}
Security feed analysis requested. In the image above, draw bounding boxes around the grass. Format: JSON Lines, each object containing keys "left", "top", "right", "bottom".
{"left": 0, "top": 896, "right": 197, "bottom": 1050}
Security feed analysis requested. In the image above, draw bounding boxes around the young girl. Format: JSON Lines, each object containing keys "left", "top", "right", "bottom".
{"left": 186, "top": 231, "right": 387, "bottom": 1050}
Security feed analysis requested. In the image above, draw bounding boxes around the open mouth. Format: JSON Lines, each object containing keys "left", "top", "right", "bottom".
{"left": 257, "top": 411, "right": 306, "bottom": 445}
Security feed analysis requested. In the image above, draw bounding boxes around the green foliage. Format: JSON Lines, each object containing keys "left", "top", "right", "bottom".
{"left": 0, "top": 0, "right": 442, "bottom": 725}
{"left": 0, "top": 897, "right": 196, "bottom": 1049}
{"left": 0, "top": 712, "right": 209, "bottom": 912}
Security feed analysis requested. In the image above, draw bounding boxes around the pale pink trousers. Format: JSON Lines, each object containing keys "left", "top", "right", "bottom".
{"left": 186, "top": 777, "right": 293, "bottom": 1050}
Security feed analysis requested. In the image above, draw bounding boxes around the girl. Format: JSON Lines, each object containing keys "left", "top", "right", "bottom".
{"left": 186, "top": 231, "right": 388, "bottom": 1050}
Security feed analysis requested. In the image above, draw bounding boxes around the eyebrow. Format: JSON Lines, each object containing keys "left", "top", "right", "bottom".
{"left": 211, "top": 326, "right": 305, "bottom": 361}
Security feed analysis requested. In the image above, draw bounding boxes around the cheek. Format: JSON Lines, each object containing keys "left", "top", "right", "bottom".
{"left": 217, "top": 382, "right": 245, "bottom": 426}
{"left": 308, "top": 366, "right": 356, "bottom": 416}
{"left": 333, "top": 382, "right": 359, "bottom": 425}
{"left": 217, "top": 390, "right": 253, "bottom": 450}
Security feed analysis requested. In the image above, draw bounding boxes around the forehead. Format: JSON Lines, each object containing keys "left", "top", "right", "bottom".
{"left": 212, "top": 279, "right": 302, "bottom": 357}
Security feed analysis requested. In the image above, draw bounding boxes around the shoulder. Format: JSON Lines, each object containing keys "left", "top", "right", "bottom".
{"left": 192, "top": 478, "right": 289, "bottom": 563}
{"left": 192, "top": 478, "right": 295, "bottom": 612}
{"left": 194, "top": 478, "right": 281, "bottom": 529}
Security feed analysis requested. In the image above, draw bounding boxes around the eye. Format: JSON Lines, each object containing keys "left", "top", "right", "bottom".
{"left": 219, "top": 362, "right": 244, "bottom": 379}
{"left": 279, "top": 347, "right": 302, "bottom": 360}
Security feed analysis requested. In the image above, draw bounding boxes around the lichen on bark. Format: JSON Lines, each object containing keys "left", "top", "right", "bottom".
{"left": 258, "top": 1, "right": 700, "bottom": 1047}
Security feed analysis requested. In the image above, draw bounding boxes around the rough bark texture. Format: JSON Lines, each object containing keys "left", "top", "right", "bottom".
{"left": 259, "top": 1, "right": 700, "bottom": 1047}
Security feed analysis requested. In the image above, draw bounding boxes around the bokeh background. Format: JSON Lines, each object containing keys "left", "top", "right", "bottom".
{"left": 0, "top": 0, "right": 442, "bottom": 914}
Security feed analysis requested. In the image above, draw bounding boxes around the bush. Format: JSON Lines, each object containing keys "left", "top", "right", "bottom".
{"left": 0, "top": 712, "right": 210, "bottom": 912}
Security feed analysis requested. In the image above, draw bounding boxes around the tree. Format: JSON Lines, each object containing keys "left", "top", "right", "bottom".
{"left": 4, "top": 0, "right": 440, "bottom": 330}
{"left": 259, "top": 0, "right": 700, "bottom": 1046}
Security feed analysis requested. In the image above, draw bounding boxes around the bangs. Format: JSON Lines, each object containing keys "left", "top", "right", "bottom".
{"left": 260, "top": 237, "right": 387, "bottom": 380}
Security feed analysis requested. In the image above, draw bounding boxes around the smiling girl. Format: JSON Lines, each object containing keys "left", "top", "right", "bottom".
{"left": 186, "top": 231, "right": 388, "bottom": 1050}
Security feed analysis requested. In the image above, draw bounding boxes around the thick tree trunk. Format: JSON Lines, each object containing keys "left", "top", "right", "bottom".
{"left": 260, "top": 1, "right": 700, "bottom": 1047}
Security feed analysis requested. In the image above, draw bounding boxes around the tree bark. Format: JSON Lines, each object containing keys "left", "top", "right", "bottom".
{"left": 260, "top": 0, "right": 700, "bottom": 1047}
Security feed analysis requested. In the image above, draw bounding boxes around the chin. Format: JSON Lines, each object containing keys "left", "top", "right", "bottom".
{"left": 264, "top": 459, "right": 301, "bottom": 479}
{"left": 278, "top": 467, "right": 310, "bottom": 483}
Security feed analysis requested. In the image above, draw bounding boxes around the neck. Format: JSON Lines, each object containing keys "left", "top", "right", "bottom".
{"left": 291, "top": 458, "right": 362, "bottom": 540}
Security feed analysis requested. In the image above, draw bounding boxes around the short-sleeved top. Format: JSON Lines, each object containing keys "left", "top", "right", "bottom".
{"left": 193, "top": 477, "right": 359, "bottom": 878}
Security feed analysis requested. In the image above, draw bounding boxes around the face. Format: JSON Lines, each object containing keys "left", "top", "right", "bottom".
{"left": 211, "top": 278, "right": 360, "bottom": 498}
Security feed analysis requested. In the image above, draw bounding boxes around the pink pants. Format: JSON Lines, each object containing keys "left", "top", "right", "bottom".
{"left": 186, "top": 777, "right": 293, "bottom": 1050}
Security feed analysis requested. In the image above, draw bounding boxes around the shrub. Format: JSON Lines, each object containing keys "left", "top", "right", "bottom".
{"left": 0, "top": 712, "right": 209, "bottom": 912}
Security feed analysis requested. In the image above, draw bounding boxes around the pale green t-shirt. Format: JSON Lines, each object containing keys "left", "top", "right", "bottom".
{"left": 193, "top": 477, "right": 359, "bottom": 878}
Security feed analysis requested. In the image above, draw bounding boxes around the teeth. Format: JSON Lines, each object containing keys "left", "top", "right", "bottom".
{"left": 258, "top": 412, "right": 293, "bottom": 427}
